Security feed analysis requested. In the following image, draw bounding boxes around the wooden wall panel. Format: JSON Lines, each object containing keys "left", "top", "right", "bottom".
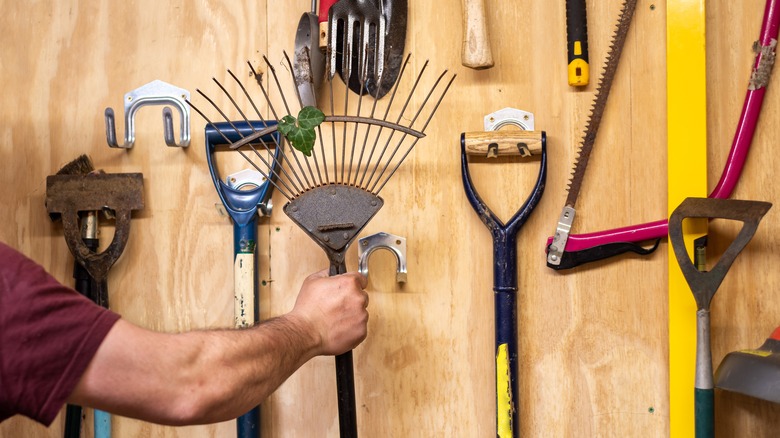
{"left": 1, "top": 1, "right": 778, "bottom": 437}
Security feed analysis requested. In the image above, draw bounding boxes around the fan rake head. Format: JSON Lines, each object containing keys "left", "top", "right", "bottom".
{"left": 190, "top": 52, "right": 454, "bottom": 270}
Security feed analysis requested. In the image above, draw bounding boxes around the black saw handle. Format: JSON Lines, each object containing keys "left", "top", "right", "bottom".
{"left": 546, "top": 239, "right": 661, "bottom": 270}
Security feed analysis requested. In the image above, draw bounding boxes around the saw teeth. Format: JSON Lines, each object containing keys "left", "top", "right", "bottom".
{"left": 560, "top": 0, "right": 638, "bottom": 208}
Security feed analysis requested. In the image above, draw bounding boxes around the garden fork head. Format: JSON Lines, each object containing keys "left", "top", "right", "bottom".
{"left": 328, "top": 0, "right": 386, "bottom": 95}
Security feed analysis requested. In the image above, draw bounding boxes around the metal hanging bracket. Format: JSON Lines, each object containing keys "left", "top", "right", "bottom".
{"left": 105, "top": 79, "right": 191, "bottom": 149}
{"left": 358, "top": 232, "right": 408, "bottom": 283}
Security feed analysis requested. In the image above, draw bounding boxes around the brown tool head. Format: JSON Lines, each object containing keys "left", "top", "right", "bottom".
{"left": 46, "top": 173, "right": 144, "bottom": 281}
{"left": 284, "top": 184, "right": 384, "bottom": 267}
{"left": 668, "top": 197, "right": 771, "bottom": 310}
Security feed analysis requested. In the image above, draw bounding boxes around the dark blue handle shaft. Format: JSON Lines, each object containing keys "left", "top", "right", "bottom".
{"left": 460, "top": 132, "right": 547, "bottom": 438}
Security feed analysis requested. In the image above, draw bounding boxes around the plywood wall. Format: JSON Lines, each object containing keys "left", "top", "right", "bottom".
{"left": 2, "top": 1, "right": 779, "bottom": 436}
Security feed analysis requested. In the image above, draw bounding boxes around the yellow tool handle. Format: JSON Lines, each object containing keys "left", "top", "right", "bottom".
{"left": 566, "top": 0, "right": 590, "bottom": 86}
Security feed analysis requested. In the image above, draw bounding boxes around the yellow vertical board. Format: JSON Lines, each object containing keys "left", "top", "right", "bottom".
{"left": 667, "top": 1, "right": 708, "bottom": 436}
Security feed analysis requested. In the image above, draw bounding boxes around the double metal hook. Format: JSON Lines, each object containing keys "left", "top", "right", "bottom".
{"left": 105, "top": 80, "right": 191, "bottom": 149}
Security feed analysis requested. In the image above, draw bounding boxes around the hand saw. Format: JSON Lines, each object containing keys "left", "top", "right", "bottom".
{"left": 546, "top": 0, "right": 639, "bottom": 268}
{"left": 546, "top": 0, "right": 780, "bottom": 270}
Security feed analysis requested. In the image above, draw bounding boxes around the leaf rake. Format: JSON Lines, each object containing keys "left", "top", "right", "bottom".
{"left": 190, "top": 51, "right": 454, "bottom": 438}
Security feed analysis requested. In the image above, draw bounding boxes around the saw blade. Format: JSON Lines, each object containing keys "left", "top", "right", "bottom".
{"left": 565, "top": 0, "right": 638, "bottom": 208}
{"left": 548, "top": 0, "right": 638, "bottom": 266}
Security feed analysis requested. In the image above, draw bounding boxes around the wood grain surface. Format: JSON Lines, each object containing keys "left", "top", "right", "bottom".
{"left": 1, "top": 1, "right": 778, "bottom": 437}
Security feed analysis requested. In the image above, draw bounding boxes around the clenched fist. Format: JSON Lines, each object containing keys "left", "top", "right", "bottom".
{"left": 289, "top": 270, "right": 369, "bottom": 356}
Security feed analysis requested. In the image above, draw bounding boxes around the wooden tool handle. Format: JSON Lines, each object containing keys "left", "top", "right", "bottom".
{"left": 463, "top": 131, "right": 544, "bottom": 157}
{"left": 461, "top": 0, "right": 494, "bottom": 69}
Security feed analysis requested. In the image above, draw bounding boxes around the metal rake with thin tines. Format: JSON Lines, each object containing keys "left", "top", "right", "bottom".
{"left": 190, "top": 52, "right": 454, "bottom": 438}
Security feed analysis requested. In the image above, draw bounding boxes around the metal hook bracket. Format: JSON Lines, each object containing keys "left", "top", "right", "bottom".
{"left": 105, "top": 80, "right": 191, "bottom": 149}
{"left": 484, "top": 107, "right": 535, "bottom": 131}
{"left": 358, "top": 232, "right": 407, "bottom": 283}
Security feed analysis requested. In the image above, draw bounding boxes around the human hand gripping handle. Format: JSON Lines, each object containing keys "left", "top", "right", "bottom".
{"left": 289, "top": 270, "right": 369, "bottom": 356}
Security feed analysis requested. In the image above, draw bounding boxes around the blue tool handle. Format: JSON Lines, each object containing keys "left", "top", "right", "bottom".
{"left": 94, "top": 409, "right": 111, "bottom": 438}
{"left": 238, "top": 409, "right": 260, "bottom": 438}
{"left": 494, "top": 236, "right": 519, "bottom": 438}
{"left": 235, "top": 215, "right": 261, "bottom": 438}
{"left": 205, "top": 121, "right": 280, "bottom": 226}
{"left": 460, "top": 132, "right": 547, "bottom": 438}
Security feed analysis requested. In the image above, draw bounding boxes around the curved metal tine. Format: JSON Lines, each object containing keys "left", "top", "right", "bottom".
{"left": 375, "top": 72, "right": 456, "bottom": 195}
{"left": 226, "top": 68, "right": 307, "bottom": 194}
{"left": 105, "top": 80, "right": 191, "bottom": 149}
{"left": 366, "top": 61, "right": 430, "bottom": 192}
{"left": 282, "top": 52, "right": 326, "bottom": 187}
{"left": 364, "top": 60, "right": 428, "bottom": 189}
{"left": 346, "top": 47, "right": 372, "bottom": 183}
{"left": 262, "top": 55, "right": 315, "bottom": 190}
{"left": 210, "top": 75, "right": 302, "bottom": 197}
{"left": 351, "top": 50, "right": 385, "bottom": 186}
{"left": 196, "top": 88, "right": 302, "bottom": 199}
{"left": 356, "top": 54, "right": 412, "bottom": 188}
{"left": 189, "top": 100, "right": 295, "bottom": 201}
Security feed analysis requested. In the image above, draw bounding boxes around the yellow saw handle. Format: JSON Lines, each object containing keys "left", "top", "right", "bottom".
{"left": 566, "top": 0, "right": 590, "bottom": 86}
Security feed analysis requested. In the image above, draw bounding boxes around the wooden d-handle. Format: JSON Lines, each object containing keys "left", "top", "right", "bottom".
{"left": 464, "top": 131, "right": 544, "bottom": 157}
{"left": 462, "top": 0, "right": 494, "bottom": 69}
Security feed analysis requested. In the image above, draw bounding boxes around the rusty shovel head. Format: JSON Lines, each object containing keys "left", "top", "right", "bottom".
{"left": 669, "top": 197, "right": 771, "bottom": 310}
{"left": 46, "top": 173, "right": 144, "bottom": 282}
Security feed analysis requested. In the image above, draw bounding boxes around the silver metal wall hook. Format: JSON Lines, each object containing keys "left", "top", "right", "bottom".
{"left": 105, "top": 80, "right": 191, "bottom": 149}
{"left": 358, "top": 232, "right": 407, "bottom": 283}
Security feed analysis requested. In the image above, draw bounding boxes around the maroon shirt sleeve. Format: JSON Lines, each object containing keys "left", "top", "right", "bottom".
{"left": 0, "top": 242, "right": 121, "bottom": 425}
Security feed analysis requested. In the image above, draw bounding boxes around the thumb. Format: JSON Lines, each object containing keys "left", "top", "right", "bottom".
{"left": 307, "top": 269, "right": 330, "bottom": 281}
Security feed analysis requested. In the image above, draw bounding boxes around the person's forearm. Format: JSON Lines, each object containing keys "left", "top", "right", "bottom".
{"left": 184, "top": 314, "right": 322, "bottom": 423}
{"left": 71, "top": 315, "right": 322, "bottom": 426}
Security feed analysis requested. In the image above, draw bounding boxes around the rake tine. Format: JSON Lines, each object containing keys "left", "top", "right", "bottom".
{"left": 365, "top": 60, "right": 429, "bottom": 189}
{"left": 248, "top": 62, "right": 282, "bottom": 121}
{"left": 188, "top": 100, "right": 295, "bottom": 201}
{"left": 226, "top": 68, "right": 305, "bottom": 190}
{"left": 227, "top": 69, "right": 267, "bottom": 124}
{"left": 375, "top": 73, "right": 456, "bottom": 195}
{"left": 357, "top": 54, "right": 411, "bottom": 187}
{"left": 370, "top": 68, "right": 449, "bottom": 193}
{"left": 328, "top": 74, "right": 339, "bottom": 184}
{"left": 340, "top": 49, "right": 351, "bottom": 184}
{"left": 351, "top": 55, "right": 384, "bottom": 186}
{"left": 193, "top": 91, "right": 301, "bottom": 199}
{"left": 260, "top": 56, "right": 314, "bottom": 192}
{"left": 263, "top": 55, "right": 294, "bottom": 117}
{"left": 419, "top": 74, "right": 457, "bottom": 133}
{"left": 196, "top": 87, "right": 306, "bottom": 196}
{"left": 224, "top": 70, "right": 308, "bottom": 197}
{"left": 346, "top": 47, "right": 371, "bottom": 183}
{"left": 248, "top": 58, "right": 310, "bottom": 193}
{"left": 282, "top": 52, "right": 324, "bottom": 187}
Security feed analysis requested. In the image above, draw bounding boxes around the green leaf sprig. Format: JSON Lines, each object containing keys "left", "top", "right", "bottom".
{"left": 278, "top": 106, "right": 325, "bottom": 156}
